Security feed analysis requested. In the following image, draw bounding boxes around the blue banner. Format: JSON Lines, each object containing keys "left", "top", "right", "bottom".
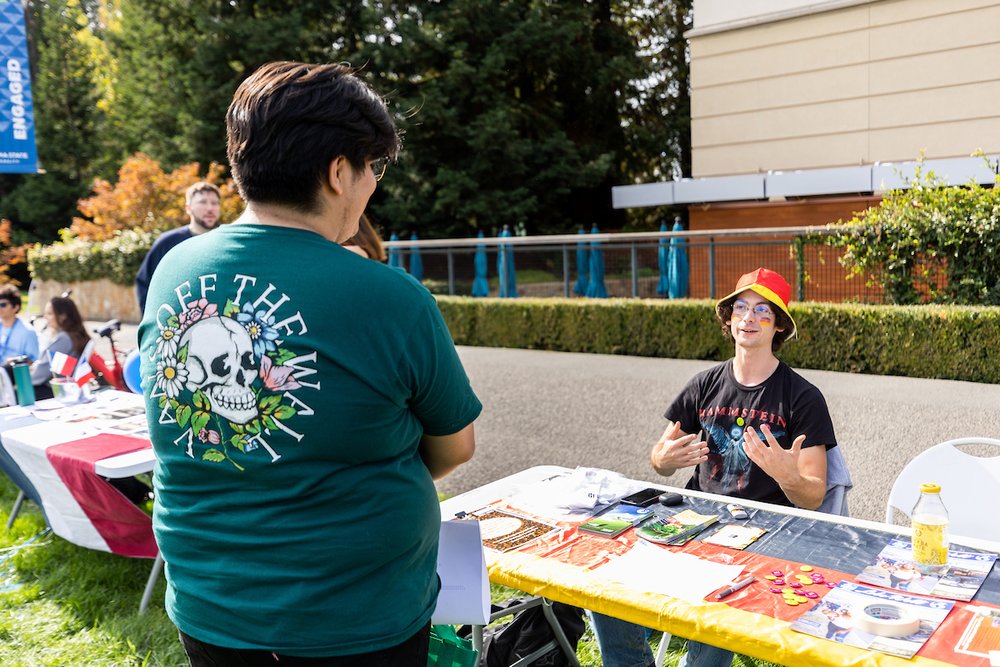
{"left": 0, "top": 1, "right": 37, "bottom": 173}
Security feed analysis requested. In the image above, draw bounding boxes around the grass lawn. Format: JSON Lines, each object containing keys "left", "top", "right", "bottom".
{"left": 0, "top": 477, "right": 780, "bottom": 666}
{"left": 0, "top": 476, "right": 184, "bottom": 666}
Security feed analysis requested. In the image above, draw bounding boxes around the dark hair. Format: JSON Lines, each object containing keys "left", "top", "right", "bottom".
{"left": 49, "top": 296, "right": 90, "bottom": 356}
{"left": 716, "top": 296, "right": 795, "bottom": 352}
{"left": 226, "top": 61, "right": 400, "bottom": 213}
{"left": 0, "top": 284, "right": 20, "bottom": 310}
{"left": 343, "top": 214, "right": 387, "bottom": 262}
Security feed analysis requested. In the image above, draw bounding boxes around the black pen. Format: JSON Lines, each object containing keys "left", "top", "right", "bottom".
{"left": 715, "top": 575, "right": 755, "bottom": 600}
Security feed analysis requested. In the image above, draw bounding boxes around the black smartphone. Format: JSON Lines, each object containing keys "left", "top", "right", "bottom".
{"left": 619, "top": 487, "right": 663, "bottom": 507}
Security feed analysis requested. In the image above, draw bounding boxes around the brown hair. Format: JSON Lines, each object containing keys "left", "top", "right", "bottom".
{"left": 716, "top": 295, "right": 795, "bottom": 352}
{"left": 49, "top": 296, "right": 90, "bottom": 356}
{"left": 226, "top": 61, "right": 400, "bottom": 213}
{"left": 185, "top": 182, "right": 221, "bottom": 205}
{"left": 343, "top": 215, "right": 387, "bottom": 262}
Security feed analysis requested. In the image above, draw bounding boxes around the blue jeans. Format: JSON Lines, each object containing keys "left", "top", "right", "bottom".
{"left": 588, "top": 612, "right": 734, "bottom": 667}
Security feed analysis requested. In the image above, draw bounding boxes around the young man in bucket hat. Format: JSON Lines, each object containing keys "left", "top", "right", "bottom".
{"left": 591, "top": 267, "right": 839, "bottom": 667}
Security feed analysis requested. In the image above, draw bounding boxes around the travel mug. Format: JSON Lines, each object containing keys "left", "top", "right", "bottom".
{"left": 11, "top": 359, "right": 34, "bottom": 406}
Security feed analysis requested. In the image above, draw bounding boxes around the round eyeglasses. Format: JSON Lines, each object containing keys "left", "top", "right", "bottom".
{"left": 370, "top": 157, "right": 389, "bottom": 182}
{"left": 732, "top": 300, "right": 774, "bottom": 320}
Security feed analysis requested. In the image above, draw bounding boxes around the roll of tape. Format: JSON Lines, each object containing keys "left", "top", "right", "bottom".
{"left": 853, "top": 603, "right": 921, "bottom": 638}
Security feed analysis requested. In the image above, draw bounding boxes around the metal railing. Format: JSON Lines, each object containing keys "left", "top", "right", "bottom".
{"left": 383, "top": 226, "right": 884, "bottom": 304}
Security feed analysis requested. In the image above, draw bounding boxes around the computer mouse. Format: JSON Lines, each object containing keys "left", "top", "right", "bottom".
{"left": 658, "top": 492, "right": 684, "bottom": 506}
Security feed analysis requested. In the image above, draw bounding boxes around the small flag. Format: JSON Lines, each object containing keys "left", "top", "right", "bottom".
{"left": 49, "top": 351, "right": 77, "bottom": 377}
{"left": 73, "top": 359, "right": 95, "bottom": 387}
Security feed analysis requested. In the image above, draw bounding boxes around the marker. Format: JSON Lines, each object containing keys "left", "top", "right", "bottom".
{"left": 716, "top": 575, "right": 755, "bottom": 600}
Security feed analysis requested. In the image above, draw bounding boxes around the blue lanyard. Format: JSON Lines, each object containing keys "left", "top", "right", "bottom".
{"left": 0, "top": 319, "right": 20, "bottom": 360}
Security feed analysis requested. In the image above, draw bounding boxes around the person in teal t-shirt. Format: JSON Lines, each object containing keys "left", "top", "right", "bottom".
{"left": 139, "top": 61, "right": 481, "bottom": 666}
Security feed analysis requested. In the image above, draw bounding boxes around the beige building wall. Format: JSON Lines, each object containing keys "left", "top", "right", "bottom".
{"left": 689, "top": 0, "right": 1000, "bottom": 177}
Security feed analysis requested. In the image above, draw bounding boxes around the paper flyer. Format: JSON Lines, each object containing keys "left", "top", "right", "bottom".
{"left": 461, "top": 507, "right": 560, "bottom": 552}
{"left": 577, "top": 502, "right": 657, "bottom": 538}
{"left": 790, "top": 581, "right": 955, "bottom": 659}
{"left": 856, "top": 539, "right": 997, "bottom": 602}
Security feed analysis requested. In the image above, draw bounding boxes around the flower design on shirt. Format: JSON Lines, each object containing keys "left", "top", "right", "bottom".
{"left": 260, "top": 355, "right": 301, "bottom": 391}
{"left": 150, "top": 293, "right": 308, "bottom": 471}
{"left": 155, "top": 354, "right": 188, "bottom": 399}
{"left": 178, "top": 298, "right": 218, "bottom": 328}
{"left": 156, "top": 324, "right": 181, "bottom": 359}
{"left": 236, "top": 302, "right": 279, "bottom": 358}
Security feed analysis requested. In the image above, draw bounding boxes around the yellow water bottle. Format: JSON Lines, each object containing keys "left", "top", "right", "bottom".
{"left": 911, "top": 483, "right": 949, "bottom": 575}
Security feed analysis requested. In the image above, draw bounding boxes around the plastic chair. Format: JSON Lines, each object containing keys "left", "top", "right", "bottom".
{"left": 884, "top": 437, "right": 1000, "bottom": 542}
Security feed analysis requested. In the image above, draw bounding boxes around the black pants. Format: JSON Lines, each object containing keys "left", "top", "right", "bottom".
{"left": 178, "top": 624, "right": 431, "bottom": 667}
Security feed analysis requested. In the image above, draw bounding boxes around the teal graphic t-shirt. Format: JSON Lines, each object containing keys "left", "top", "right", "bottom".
{"left": 138, "top": 224, "right": 482, "bottom": 656}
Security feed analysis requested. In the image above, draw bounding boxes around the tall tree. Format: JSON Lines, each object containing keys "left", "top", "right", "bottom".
{"left": 104, "top": 0, "right": 367, "bottom": 169}
{"left": 0, "top": 0, "right": 104, "bottom": 244}
{"left": 350, "top": 0, "right": 689, "bottom": 236}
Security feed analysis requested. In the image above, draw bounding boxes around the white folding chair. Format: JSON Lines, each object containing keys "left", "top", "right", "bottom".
{"left": 884, "top": 437, "right": 1000, "bottom": 542}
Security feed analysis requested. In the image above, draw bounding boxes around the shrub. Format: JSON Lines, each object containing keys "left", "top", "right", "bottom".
{"left": 69, "top": 152, "right": 243, "bottom": 241}
{"left": 816, "top": 159, "right": 1000, "bottom": 305}
{"left": 28, "top": 228, "right": 155, "bottom": 286}
{"left": 437, "top": 297, "right": 1000, "bottom": 384}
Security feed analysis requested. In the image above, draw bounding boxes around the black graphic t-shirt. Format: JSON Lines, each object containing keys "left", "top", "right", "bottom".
{"left": 664, "top": 359, "right": 837, "bottom": 507}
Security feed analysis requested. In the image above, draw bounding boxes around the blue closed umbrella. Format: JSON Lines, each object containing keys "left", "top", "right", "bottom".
{"left": 656, "top": 222, "right": 669, "bottom": 297}
{"left": 472, "top": 231, "right": 490, "bottom": 297}
{"left": 574, "top": 227, "right": 589, "bottom": 296}
{"left": 667, "top": 220, "right": 689, "bottom": 299}
{"left": 497, "top": 226, "right": 518, "bottom": 298}
{"left": 585, "top": 224, "right": 608, "bottom": 298}
{"left": 387, "top": 232, "right": 404, "bottom": 269}
{"left": 409, "top": 232, "right": 423, "bottom": 282}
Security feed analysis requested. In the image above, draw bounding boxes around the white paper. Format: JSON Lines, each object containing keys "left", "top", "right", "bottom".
{"left": 432, "top": 520, "right": 490, "bottom": 625}
{"left": 594, "top": 541, "right": 745, "bottom": 604}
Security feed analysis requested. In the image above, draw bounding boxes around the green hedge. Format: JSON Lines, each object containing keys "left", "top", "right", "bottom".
{"left": 28, "top": 229, "right": 155, "bottom": 286}
{"left": 437, "top": 296, "right": 1000, "bottom": 384}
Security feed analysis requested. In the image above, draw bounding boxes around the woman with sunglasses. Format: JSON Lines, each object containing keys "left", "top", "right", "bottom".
{"left": 0, "top": 284, "right": 39, "bottom": 364}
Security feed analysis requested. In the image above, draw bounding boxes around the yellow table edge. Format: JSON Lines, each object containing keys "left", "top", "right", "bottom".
{"left": 489, "top": 550, "right": 956, "bottom": 667}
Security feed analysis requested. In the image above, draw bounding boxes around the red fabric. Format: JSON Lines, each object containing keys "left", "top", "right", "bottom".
{"left": 46, "top": 434, "right": 157, "bottom": 559}
{"left": 495, "top": 502, "right": 1000, "bottom": 666}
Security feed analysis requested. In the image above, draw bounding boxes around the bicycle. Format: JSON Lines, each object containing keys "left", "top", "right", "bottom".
{"left": 89, "top": 319, "right": 142, "bottom": 394}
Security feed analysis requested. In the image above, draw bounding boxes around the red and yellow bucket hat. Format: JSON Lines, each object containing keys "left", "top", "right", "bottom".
{"left": 716, "top": 267, "right": 796, "bottom": 338}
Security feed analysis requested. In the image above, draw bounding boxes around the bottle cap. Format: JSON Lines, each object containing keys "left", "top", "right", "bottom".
{"left": 920, "top": 483, "right": 941, "bottom": 494}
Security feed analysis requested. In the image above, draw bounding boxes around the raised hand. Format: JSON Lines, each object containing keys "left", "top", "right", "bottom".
{"left": 650, "top": 420, "right": 709, "bottom": 476}
{"left": 741, "top": 423, "right": 805, "bottom": 486}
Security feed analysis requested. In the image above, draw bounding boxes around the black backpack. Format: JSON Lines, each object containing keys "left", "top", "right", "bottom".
{"left": 460, "top": 597, "right": 586, "bottom": 667}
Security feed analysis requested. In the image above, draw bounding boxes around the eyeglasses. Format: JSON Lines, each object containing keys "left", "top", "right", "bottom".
{"left": 370, "top": 157, "right": 389, "bottom": 182}
{"left": 732, "top": 300, "right": 774, "bottom": 321}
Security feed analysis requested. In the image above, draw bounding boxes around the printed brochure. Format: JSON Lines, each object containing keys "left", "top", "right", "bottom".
{"left": 578, "top": 502, "right": 657, "bottom": 538}
{"left": 460, "top": 507, "right": 560, "bottom": 552}
{"left": 702, "top": 524, "right": 766, "bottom": 550}
{"left": 635, "top": 510, "right": 719, "bottom": 546}
{"left": 790, "top": 581, "right": 954, "bottom": 659}
{"left": 856, "top": 538, "right": 998, "bottom": 602}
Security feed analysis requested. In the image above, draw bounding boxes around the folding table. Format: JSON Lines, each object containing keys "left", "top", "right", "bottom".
{"left": 440, "top": 465, "right": 1000, "bottom": 667}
